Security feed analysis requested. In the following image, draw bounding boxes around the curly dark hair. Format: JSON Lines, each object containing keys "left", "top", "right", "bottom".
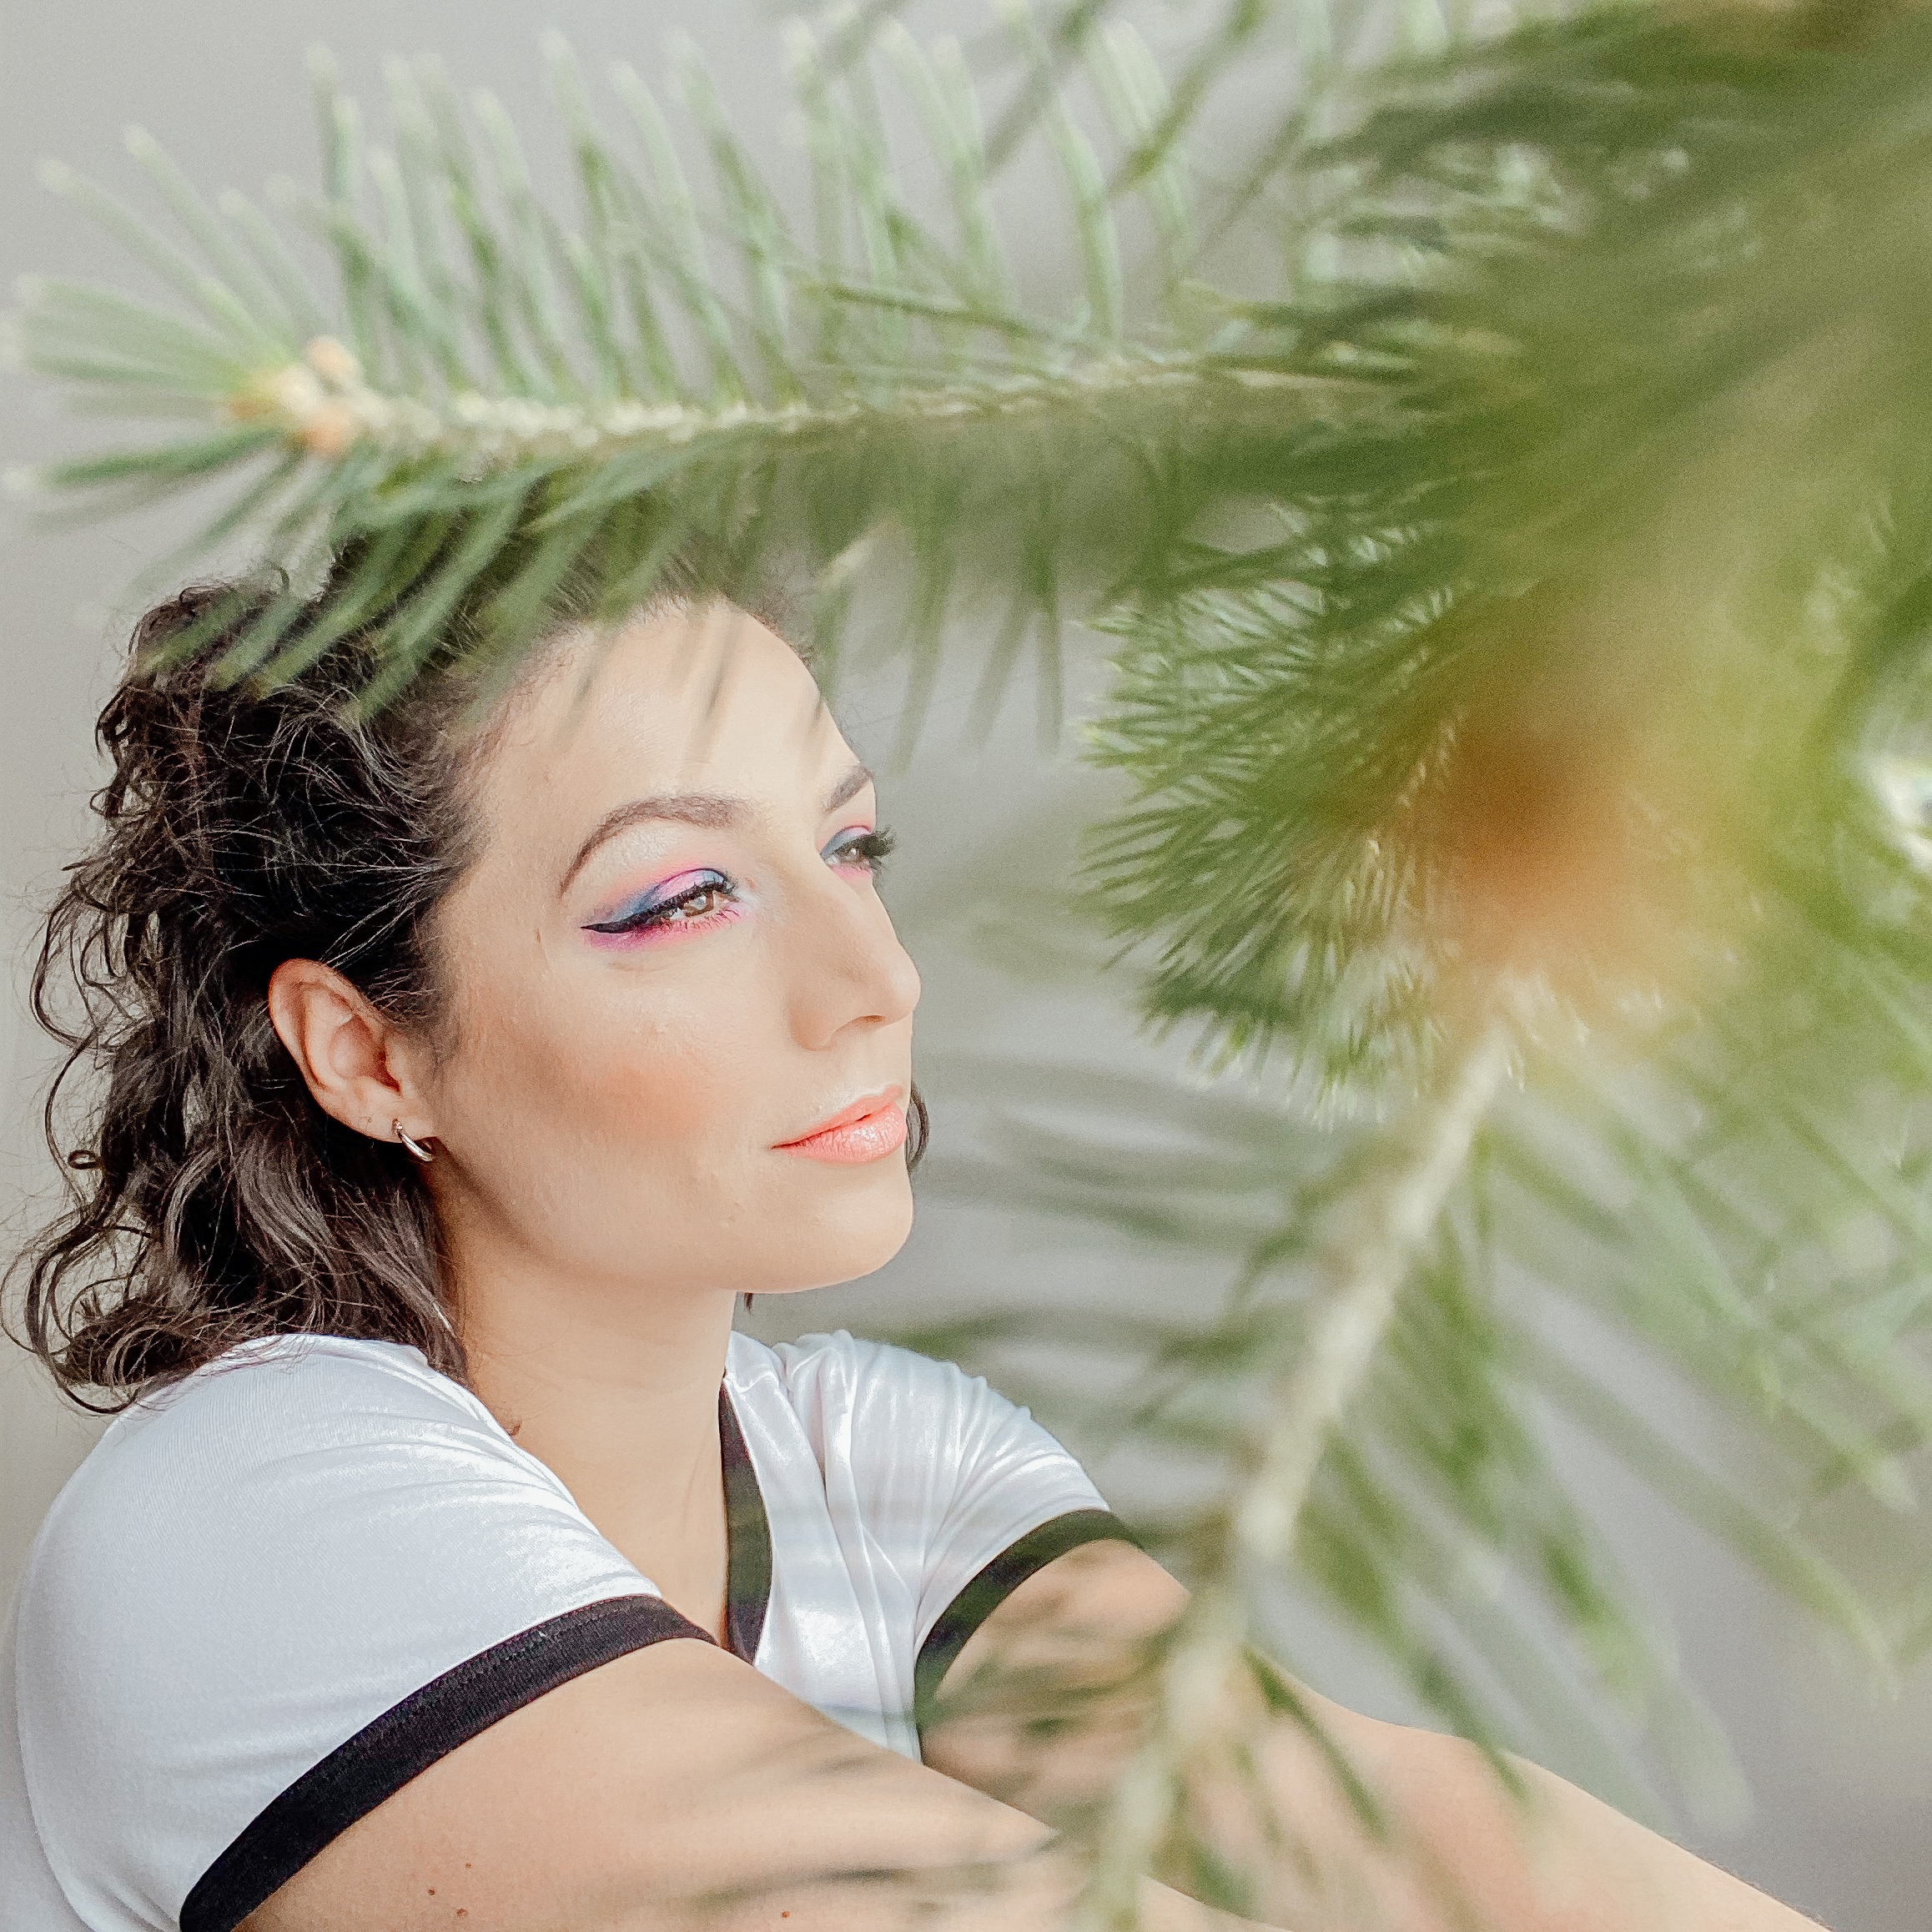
{"left": 10, "top": 570, "right": 924, "bottom": 1412}
{"left": 11, "top": 583, "right": 508, "bottom": 1406}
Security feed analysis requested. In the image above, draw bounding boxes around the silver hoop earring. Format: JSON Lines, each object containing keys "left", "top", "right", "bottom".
{"left": 393, "top": 1120, "right": 435, "bottom": 1165}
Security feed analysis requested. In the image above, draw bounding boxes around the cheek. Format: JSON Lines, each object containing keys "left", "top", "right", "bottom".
{"left": 571, "top": 1000, "right": 762, "bottom": 1149}
{"left": 481, "top": 969, "right": 767, "bottom": 1154}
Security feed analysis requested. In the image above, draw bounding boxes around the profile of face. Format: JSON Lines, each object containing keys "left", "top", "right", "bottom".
{"left": 273, "top": 601, "right": 921, "bottom": 1320}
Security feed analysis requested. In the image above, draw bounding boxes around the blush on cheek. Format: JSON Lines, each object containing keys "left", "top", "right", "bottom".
{"left": 572, "top": 1013, "right": 755, "bottom": 1155}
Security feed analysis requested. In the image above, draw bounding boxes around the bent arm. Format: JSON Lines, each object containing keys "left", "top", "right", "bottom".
{"left": 920, "top": 1540, "right": 1829, "bottom": 1932}
{"left": 243, "top": 1633, "right": 1263, "bottom": 1932}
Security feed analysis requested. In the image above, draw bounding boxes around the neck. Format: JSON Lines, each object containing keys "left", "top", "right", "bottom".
{"left": 446, "top": 1222, "right": 742, "bottom": 1638}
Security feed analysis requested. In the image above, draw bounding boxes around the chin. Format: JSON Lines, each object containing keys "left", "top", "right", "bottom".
{"left": 757, "top": 1177, "right": 916, "bottom": 1295}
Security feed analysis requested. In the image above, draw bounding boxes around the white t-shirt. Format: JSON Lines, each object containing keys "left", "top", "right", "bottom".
{"left": 3, "top": 1330, "right": 1129, "bottom": 1932}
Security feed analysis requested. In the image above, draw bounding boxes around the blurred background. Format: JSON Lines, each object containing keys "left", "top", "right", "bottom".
{"left": 3, "top": 5, "right": 1928, "bottom": 1928}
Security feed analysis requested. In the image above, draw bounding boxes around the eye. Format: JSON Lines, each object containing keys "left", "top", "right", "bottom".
{"left": 584, "top": 868, "right": 738, "bottom": 936}
{"left": 823, "top": 825, "right": 895, "bottom": 876}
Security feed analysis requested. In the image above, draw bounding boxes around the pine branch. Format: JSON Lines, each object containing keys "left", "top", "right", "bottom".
{"left": 17, "top": 0, "right": 1932, "bottom": 1903}
{"left": 1074, "top": 1018, "right": 1512, "bottom": 1929}
{"left": 203, "top": 335, "right": 1351, "bottom": 470}
{"left": 1238, "top": 1019, "right": 1513, "bottom": 1563}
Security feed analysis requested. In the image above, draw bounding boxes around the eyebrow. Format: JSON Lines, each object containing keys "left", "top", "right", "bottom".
{"left": 559, "top": 762, "right": 874, "bottom": 897}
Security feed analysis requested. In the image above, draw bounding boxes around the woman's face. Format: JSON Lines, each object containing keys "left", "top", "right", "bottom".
{"left": 418, "top": 602, "right": 920, "bottom": 1305}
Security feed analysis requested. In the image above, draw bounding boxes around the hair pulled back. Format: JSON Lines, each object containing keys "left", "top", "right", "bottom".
{"left": 13, "top": 561, "right": 918, "bottom": 1408}
{"left": 13, "top": 581, "right": 526, "bottom": 1406}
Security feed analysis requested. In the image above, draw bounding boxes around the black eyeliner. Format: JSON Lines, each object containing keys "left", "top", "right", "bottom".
{"left": 585, "top": 870, "right": 734, "bottom": 934}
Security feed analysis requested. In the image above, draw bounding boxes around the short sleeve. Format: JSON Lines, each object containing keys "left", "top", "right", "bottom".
{"left": 765, "top": 1333, "right": 1138, "bottom": 1718}
{"left": 12, "top": 1337, "right": 707, "bottom": 1932}
{"left": 1, "top": 1598, "right": 90, "bottom": 1932}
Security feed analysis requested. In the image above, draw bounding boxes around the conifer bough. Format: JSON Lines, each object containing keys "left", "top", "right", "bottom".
{"left": 15, "top": 0, "right": 1932, "bottom": 1910}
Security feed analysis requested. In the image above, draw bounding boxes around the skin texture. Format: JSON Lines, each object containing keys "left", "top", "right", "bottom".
{"left": 256, "top": 602, "right": 1829, "bottom": 1931}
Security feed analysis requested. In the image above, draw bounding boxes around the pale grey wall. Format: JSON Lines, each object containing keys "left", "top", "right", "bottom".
{"left": 2, "top": 5, "right": 1927, "bottom": 1928}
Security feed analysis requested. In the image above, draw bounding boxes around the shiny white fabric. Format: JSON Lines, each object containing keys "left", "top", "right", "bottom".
{"left": 3, "top": 1329, "right": 1106, "bottom": 1932}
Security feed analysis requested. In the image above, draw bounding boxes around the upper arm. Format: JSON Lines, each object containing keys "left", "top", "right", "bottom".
{"left": 914, "top": 1549, "right": 1828, "bottom": 1932}
{"left": 916, "top": 1544, "right": 1574, "bottom": 1931}
{"left": 918, "top": 1537, "right": 1190, "bottom": 1816}
{"left": 918, "top": 1538, "right": 1385, "bottom": 1851}
{"left": 249, "top": 1634, "right": 1288, "bottom": 1932}
{"left": 247, "top": 1636, "right": 1064, "bottom": 1932}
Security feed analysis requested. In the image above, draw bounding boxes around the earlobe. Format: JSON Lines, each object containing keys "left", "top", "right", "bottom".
{"left": 266, "top": 958, "right": 425, "bottom": 1144}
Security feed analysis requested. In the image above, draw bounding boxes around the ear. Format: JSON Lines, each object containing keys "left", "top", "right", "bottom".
{"left": 266, "top": 958, "right": 435, "bottom": 1150}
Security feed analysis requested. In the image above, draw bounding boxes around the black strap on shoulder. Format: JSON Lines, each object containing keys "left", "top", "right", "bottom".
{"left": 913, "top": 1508, "right": 1140, "bottom": 1727}
{"left": 719, "top": 1384, "right": 772, "bottom": 1664}
{"left": 180, "top": 1593, "right": 708, "bottom": 1932}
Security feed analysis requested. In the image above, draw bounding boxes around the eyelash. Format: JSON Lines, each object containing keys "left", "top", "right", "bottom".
{"left": 824, "top": 826, "right": 896, "bottom": 874}
{"left": 582, "top": 826, "right": 894, "bottom": 938}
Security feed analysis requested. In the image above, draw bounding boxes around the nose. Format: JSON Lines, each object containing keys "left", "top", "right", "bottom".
{"left": 785, "top": 865, "right": 921, "bottom": 1052}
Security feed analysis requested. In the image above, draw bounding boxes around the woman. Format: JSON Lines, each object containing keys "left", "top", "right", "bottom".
{"left": 3, "top": 578, "right": 1824, "bottom": 1932}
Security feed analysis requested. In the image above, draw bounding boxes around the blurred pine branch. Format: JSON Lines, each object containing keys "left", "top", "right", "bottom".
{"left": 13, "top": 0, "right": 1932, "bottom": 1914}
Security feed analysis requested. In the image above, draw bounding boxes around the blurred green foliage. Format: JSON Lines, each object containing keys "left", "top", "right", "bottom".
{"left": 14, "top": 0, "right": 1932, "bottom": 1899}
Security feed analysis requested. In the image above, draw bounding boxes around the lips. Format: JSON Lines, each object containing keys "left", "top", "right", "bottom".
{"left": 776, "top": 1086, "right": 908, "bottom": 1165}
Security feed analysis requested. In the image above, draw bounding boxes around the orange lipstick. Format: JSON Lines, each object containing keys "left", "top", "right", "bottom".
{"left": 776, "top": 1087, "right": 908, "bottom": 1164}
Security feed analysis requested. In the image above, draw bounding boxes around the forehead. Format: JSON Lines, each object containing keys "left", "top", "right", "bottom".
{"left": 475, "top": 604, "right": 853, "bottom": 838}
